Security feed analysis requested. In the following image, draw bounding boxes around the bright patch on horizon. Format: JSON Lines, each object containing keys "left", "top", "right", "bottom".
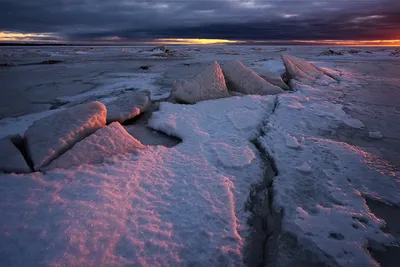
{"left": 0, "top": 31, "right": 58, "bottom": 42}
{"left": 294, "top": 39, "right": 400, "bottom": 47}
{"left": 153, "top": 38, "right": 243, "bottom": 45}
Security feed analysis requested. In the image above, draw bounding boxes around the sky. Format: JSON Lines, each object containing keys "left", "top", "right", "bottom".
{"left": 0, "top": 0, "right": 399, "bottom": 44}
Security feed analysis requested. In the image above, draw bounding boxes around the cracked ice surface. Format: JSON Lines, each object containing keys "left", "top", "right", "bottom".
{"left": 0, "top": 95, "right": 276, "bottom": 267}
{"left": 258, "top": 59, "right": 400, "bottom": 267}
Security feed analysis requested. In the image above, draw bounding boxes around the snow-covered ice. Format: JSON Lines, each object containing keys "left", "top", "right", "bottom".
{"left": 168, "top": 61, "right": 230, "bottom": 103}
{"left": 285, "top": 134, "right": 301, "bottom": 149}
{"left": 222, "top": 60, "right": 284, "bottom": 95}
{"left": 57, "top": 72, "right": 161, "bottom": 105}
{"left": 282, "top": 54, "right": 337, "bottom": 85}
{"left": 251, "top": 67, "right": 290, "bottom": 90}
{"left": 295, "top": 162, "right": 312, "bottom": 174}
{"left": 105, "top": 90, "right": 151, "bottom": 123}
{"left": 0, "top": 108, "right": 65, "bottom": 138}
{"left": 369, "top": 131, "right": 384, "bottom": 139}
{"left": 0, "top": 95, "right": 276, "bottom": 266}
{"left": 258, "top": 57, "right": 400, "bottom": 267}
{"left": 1, "top": 45, "right": 399, "bottom": 267}
{"left": 44, "top": 122, "right": 144, "bottom": 171}
{"left": 24, "top": 101, "right": 106, "bottom": 170}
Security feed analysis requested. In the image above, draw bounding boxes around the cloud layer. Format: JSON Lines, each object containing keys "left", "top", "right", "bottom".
{"left": 1, "top": 0, "right": 399, "bottom": 42}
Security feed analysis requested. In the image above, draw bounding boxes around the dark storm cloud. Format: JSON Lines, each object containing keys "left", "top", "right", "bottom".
{"left": 0, "top": 0, "right": 399, "bottom": 42}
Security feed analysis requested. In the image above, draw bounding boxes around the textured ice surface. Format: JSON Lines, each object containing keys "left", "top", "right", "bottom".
{"left": 259, "top": 56, "right": 400, "bottom": 267}
{"left": 169, "top": 61, "right": 230, "bottom": 104}
{"left": 222, "top": 60, "right": 284, "bottom": 95}
{"left": 24, "top": 101, "right": 107, "bottom": 170}
{"left": 0, "top": 95, "right": 275, "bottom": 267}
{"left": 0, "top": 108, "right": 65, "bottom": 138}
{"left": 282, "top": 54, "right": 337, "bottom": 85}
{"left": 285, "top": 134, "right": 301, "bottom": 149}
{"left": 44, "top": 122, "right": 144, "bottom": 171}
{"left": 1, "top": 46, "right": 399, "bottom": 267}
{"left": 251, "top": 66, "right": 290, "bottom": 90}
{"left": 106, "top": 91, "right": 151, "bottom": 123}
{"left": 0, "top": 136, "right": 31, "bottom": 173}
{"left": 369, "top": 131, "right": 383, "bottom": 139}
{"left": 210, "top": 135, "right": 255, "bottom": 168}
{"left": 57, "top": 73, "right": 161, "bottom": 104}
{"left": 149, "top": 95, "right": 276, "bottom": 142}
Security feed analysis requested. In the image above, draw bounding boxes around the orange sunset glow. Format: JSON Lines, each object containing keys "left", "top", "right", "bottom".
{"left": 0, "top": 31, "right": 59, "bottom": 43}
{"left": 1, "top": 31, "right": 400, "bottom": 46}
{"left": 293, "top": 39, "right": 400, "bottom": 47}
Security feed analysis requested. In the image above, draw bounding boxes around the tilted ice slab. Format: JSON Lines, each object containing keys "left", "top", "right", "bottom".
{"left": 0, "top": 135, "right": 31, "bottom": 173}
{"left": 222, "top": 60, "right": 284, "bottom": 95}
{"left": 0, "top": 95, "right": 276, "bottom": 266}
{"left": 168, "top": 61, "right": 230, "bottom": 104}
{"left": 251, "top": 66, "right": 290, "bottom": 90}
{"left": 44, "top": 122, "right": 144, "bottom": 171}
{"left": 24, "top": 101, "right": 107, "bottom": 170}
{"left": 281, "top": 54, "right": 339, "bottom": 85}
{"left": 258, "top": 58, "right": 400, "bottom": 266}
{"left": 106, "top": 91, "right": 151, "bottom": 123}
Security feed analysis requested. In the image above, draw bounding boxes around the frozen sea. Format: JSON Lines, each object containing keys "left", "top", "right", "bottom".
{"left": 1, "top": 45, "right": 399, "bottom": 168}
{"left": 0, "top": 45, "right": 399, "bottom": 267}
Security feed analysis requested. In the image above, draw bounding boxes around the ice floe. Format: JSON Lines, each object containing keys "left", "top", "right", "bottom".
{"left": 44, "top": 122, "right": 144, "bottom": 171}
{"left": 24, "top": 101, "right": 106, "bottom": 170}
{"left": 168, "top": 61, "right": 230, "bottom": 104}
{"left": 106, "top": 91, "right": 151, "bottom": 123}
{"left": 222, "top": 60, "right": 284, "bottom": 95}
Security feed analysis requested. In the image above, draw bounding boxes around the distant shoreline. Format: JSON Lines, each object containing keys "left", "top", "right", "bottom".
{"left": 0, "top": 42, "right": 399, "bottom": 47}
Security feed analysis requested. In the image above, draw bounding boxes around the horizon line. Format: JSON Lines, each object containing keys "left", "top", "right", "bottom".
{"left": 1, "top": 38, "right": 400, "bottom": 47}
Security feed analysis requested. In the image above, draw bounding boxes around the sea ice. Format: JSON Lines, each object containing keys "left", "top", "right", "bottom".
{"left": 258, "top": 56, "right": 400, "bottom": 266}
{"left": 0, "top": 95, "right": 276, "bottom": 266}
{"left": 251, "top": 67, "right": 290, "bottom": 90}
{"left": 24, "top": 101, "right": 107, "bottom": 170}
{"left": 106, "top": 90, "right": 151, "bottom": 123}
{"left": 282, "top": 54, "right": 337, "bottom": 85}
{"left": 296, "top": 162, "right": 312, "bottom": 174}
{"left": 285, "top": 134, "right": 301, "bottom": 149}
{"left": 369, "top": 131, "right": 383, "bottom": 139}
{"left": 222, "top": 60, "right": 284, "bottom": 95}
{"left": 44, "top": 122, "right": 144, "bottom": 171}
{"left": 168, "top": 61, "right": 230, "bottom": 104}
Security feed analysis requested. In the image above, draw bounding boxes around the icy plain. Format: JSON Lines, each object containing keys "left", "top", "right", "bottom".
{"left": 0, "top": 45, "right": 399, "bottom": 267}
